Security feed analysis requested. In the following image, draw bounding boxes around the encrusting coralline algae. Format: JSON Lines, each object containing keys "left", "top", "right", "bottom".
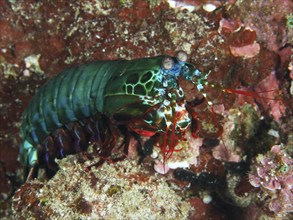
{"left": 12, "top": 154, "right": 192, "bottom": 219}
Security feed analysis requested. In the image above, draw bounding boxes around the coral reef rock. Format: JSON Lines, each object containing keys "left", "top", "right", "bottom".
{"left": 12, "top": 155, "right": 192, "bottom": 219}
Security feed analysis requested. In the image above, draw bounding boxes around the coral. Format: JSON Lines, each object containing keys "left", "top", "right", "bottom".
{"left": 153, "top": 131, "right": 202, "bottom": 174}
{"left": 213, "top": 102, "right": 280, "bottom": 161}
{"left": 212, "top": 104, "right": 257, "bottom": 162}
{"left": 225, "top": 173, "right": 253, "bottom": 208}
{"left": 249, "top": 145, "right": 293, "bottom": 217}
{"left": 12, "top": 156, "right": 192, "bottom": 219}
{"left": 23, "top": 54, "right": 44, "bottom": 76}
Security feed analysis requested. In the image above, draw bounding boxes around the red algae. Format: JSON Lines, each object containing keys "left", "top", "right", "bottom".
{"left": 0, "top": 20, "right": 23, "bottom": 46}
{"left": 189, "top": 197, "right": 225, "bottom": 220}
{"left": 255, "top": 72, "right": 286, "bottom": 122}
{"left": 14, "top": 41, "right": 37, "bottom": 60}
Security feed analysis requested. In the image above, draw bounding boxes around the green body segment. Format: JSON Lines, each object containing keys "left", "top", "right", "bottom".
{"left": 21, "top": 57, "right": 166, "bottom": 166}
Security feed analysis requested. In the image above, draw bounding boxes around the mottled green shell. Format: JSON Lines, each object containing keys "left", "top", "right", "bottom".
{"left": 103, "top": 57, "right": 165, "bottom": 122}
{"left": 21, "top": 57, "right": 165, "bottom": 146}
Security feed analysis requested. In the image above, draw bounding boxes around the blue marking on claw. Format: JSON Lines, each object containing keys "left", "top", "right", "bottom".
{"left": 193, "top": 69, "right": 202, "bottom": 77}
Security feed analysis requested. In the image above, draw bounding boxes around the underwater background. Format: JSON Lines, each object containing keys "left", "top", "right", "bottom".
{"left": 0, "top": 0, "right": 292, "bottom": 219}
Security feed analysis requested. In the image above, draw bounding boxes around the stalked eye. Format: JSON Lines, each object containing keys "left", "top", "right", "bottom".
{"left": 162, "top": 57, "right": 174, "bottom": 70}
{"left": 176, "top": 51, "right": 188, "bottom": 62}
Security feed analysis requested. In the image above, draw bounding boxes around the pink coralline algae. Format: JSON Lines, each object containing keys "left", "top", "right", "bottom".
{"left": 212, "top": 144, "right": 241, "bottom": 163}
{"left": 218, "top": 18, "right": 260, "bottom": 58}
{"left": 249, "top": 145, "right": 293, "bottom": 216}
{"left": 255, "top": 72, "right": 286, "bottom": 122}
{"left": 229, "top": 42, "right": 260, "bottom": 58}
